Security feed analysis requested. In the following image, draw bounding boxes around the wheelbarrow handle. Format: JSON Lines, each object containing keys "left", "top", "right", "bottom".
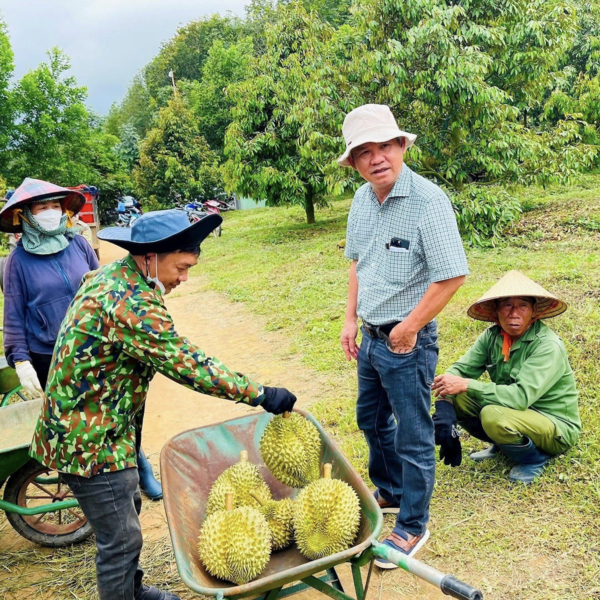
{"left": 440, "top": 575, "right": 483, "bottom": 600}
{"left": 370, "top": 541, "right": 483, "bottom": 600}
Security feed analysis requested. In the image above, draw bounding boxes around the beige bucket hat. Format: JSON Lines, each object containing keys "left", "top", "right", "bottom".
{"left": 467, "top": 270, "right": 567, "bottom": 323}
{"left": 337, "top": 104, "right": 417, "bottom": 167}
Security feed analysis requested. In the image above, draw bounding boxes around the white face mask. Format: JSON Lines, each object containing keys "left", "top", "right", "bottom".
{"left": 34, "top": 209, "right": 63, "bottom": 232}
{"left": 146, "top": 254, "right": 166, "bottom": 295}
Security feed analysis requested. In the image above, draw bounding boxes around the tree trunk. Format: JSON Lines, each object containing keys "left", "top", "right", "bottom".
{"left": 305, "top": 192, "right": 315, "bottom": 224}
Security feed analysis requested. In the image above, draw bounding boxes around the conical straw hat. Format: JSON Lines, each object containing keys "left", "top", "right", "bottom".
{"left": 467, "top": 270, "right": 567, "bottom": 322}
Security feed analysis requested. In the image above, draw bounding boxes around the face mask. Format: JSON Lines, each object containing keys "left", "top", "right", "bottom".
{"left": 34, "top": 209, "right": 63, "bottom": 232}
{"left": 146, "top": 254, "right": 166, "bottom": 295}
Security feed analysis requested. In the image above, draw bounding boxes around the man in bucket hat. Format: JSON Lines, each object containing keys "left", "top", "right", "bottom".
{"left": 432, "top": 270, "right": 580, "bottom": 484}
{"left": 338, "top": 104, "right": 469, "bottom": 567}
{"left": 29, "top": 210, "right": 297, "bottom": 600}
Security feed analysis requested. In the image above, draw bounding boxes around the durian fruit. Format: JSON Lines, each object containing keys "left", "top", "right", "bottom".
{"left": 206, "top": 450, "right": 272, "bottom": 516}
{"left": 260, "top": 412, "right": 321, "bottom": 488}
{"left": 250, "top": 490, "right": 295, "bottom": 551}
{"left": 293, "top": 463, "right": 360, "bottom": 560}
{"left": 198, "top": 492, "right": 272, "bottom": 585}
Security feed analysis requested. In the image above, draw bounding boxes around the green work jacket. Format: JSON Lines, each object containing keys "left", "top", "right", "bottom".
{"left": 447, "top": 320, "right": 580, "bottom": 447}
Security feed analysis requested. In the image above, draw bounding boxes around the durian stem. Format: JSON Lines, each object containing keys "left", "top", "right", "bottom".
{"left": 323, "top": 463, "right": 332, "bottom": 479}
{"left": 248, "top": 490, "right": 266, "bottom": 506}
{"left": 283, "top": 411, "right": 291, "bottom": 418}
{"left": 239, "top": 450, "right": 249, "bottom": 463}
{"left": 225, "top": 492, "right": 234, "bottom": 511}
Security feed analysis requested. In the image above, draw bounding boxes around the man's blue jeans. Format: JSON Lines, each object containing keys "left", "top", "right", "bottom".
{"left": 62, "top": 468, "right": 144, "bottom": 600}
{"left": 356, "top": 322, "right": 438, "bottom": 536}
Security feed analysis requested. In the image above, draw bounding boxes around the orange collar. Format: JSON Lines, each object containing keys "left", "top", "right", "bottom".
{"left": 500, "top": 330, "right": 513, "bottom": 362}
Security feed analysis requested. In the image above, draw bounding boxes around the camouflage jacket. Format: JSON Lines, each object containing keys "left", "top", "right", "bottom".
{"left": 30, "top": 255, "right": 264, "bottom": 477}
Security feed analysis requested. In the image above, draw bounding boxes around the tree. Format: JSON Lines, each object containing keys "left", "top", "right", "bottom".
{"left": 114, "top": 122, "right": 141, "bottom": 170}
{"left": 7, "top": 48, "right": 94, "bottom": 185}
{"left": 105, "top": 73, "right": 155, "bottom": 139}
{"left": 134, "top": 98, "right": 221, "bottom": 205}
{"left": 351, "top": 0, "right": 596, "bottom": 194}
{"left": 224, "top": 4, "right": 360, "bottom": 224}
{"left": 0, "top": 16, "right": 14, "bottom": 170}
{"left": 186, "top": 37, "right": 254, "bottom": 154}
{"left": 144, "top": 15, "right": 247, "bottom": 101}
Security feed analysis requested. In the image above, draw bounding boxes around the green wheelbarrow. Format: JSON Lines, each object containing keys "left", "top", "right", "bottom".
{"left": 0, "top": 399, "right": 93, "bottom": 546}
{"left": 161, "top": 409, "right": 483, "bottom": 600}
{"left": 0, "top": 356, "right": 28, "bottom": 407}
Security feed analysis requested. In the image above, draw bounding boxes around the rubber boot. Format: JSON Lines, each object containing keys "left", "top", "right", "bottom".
{"left": 138, "top": 448, "right": 163, "bottom": 500}
{"left": 469, "top": 444, "right": 501, "bottom": 462}
{"left": 498, "top": 438, "right": 552, "bottom": 484}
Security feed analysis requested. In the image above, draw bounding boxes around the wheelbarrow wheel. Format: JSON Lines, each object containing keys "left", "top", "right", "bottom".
{"left": 3, "top": 459, "right": 93, "bottom": 547}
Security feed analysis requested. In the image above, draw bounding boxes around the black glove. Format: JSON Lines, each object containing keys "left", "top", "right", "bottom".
{"left": 432, "top": 400, "right": 462, "bottom": 467}
{"left": 260, "top": 386, "right": 297, "bottom": 415}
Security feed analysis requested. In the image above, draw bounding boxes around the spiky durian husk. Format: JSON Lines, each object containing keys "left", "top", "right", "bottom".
{"left": 198, "top": 506, "right": 271, "bottom": 585}
{"left": 260, "top": 413, "right": 321, "bottom": 488}
{"left": 293, "top": 478, "right": 360, "bottom": 560}
{"left": 260, "top": 498, "right": 295, "bottom": 551}
{"left": 206, "top": 460, "right": 272, "bottom": 516}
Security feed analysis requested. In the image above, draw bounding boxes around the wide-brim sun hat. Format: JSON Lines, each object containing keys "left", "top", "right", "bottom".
{"left": 337, "top": 104, "right": 417, "bottom": 167}
{"left": 467, "top": 270, "right": 567, "bottom": 322}
{"left": 98, "top": 209, "right": 223, "bottom": 254}
{"left": 0, "top": 178, "right": 86, "bottom": 233}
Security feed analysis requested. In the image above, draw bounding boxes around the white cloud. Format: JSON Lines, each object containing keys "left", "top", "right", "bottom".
{"left": 0, "top": 0, "right": 249, "bottom": 114}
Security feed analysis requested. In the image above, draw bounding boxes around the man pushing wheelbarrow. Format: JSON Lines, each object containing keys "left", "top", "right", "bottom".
{"left": 28, "top": 209, "right": 297, "bottom": 600}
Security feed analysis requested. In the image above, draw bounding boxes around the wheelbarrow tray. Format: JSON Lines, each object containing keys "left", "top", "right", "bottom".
{"left": 0, "top": 399, "right": 42, "bottom": 483}
{"left": 161, "top": 408, "right": 383, "bottom": 599}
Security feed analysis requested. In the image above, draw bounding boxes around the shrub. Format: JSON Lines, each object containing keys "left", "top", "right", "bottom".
{"left": 450, "top": 186, "right": 522, "bottom": 247}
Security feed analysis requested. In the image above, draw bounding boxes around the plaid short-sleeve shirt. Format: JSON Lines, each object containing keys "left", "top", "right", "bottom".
{"left": 344, "top": 165, "right": 469, "bottom": 325}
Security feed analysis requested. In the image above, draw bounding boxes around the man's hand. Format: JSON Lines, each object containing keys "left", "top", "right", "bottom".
{"left": 432, "top": 373, "right": 469, "bottom": 397}
{"left": 340, "top": 319, "right": 359, "bottom": 361}
{"left": 260, "top": 386, "right": 297, "bottom": 415}
{"left": 388, "top": 322, "right": 418, "bottom": 354}
{"left": 432, "top": 400, "right": 462, "bottom": 467}
{"left": 15, "top": 361, "right": 44, "bottom": 397}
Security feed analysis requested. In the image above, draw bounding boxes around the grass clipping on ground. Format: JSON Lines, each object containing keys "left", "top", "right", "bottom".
{"left": 1, "top": 177, "right": 599, "bottom": 600}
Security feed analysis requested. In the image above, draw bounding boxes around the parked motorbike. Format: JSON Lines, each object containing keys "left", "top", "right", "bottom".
{"left": 184, "top": 201, "right": 206, "bottom": 224}
{"left": 211, "top": 194, "right": 236, "bottom": 212}
{"left": 201, "top": 200, "right": 223, "bottom": 237}
{"left": 116, "top": 207, "right": 142, "bottom": 228}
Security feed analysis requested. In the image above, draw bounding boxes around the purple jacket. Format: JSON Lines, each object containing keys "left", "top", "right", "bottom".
{"left": 3, "top": 235, "right": 99, "bottom": 366}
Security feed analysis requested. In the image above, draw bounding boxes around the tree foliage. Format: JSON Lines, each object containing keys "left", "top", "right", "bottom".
{"left": 134, "top": 98, "right": 221, "bottom": 205}
{"left": 186, "top": 37, "right": 254, "bottom": 155}
{"left": 224, "top": 3, "right": 359, "bottom": 224}
{"left": 144, "top": 15, "right": 247, "bottom": 101}
{"left": 4, "top": 1, "right": 600, "bottom": 244}
{"left": 352, "top": 0, "right": 596, "bottom": 194}
{"left": 7, "top": 48, "right": 94, "bottom": 184}
{"left": 0, "top": 16, "right": 14, "bottom": 169}
{"left": 105, "top": 73, "right": 154, "bottom": 139}
{"left": 0, "top": 43, "right": 131, "bottom": 214}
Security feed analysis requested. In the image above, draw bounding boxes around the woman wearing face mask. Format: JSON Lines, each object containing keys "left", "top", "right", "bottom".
{"left": 0, "top": 178, "right": 163, "bottom": 499}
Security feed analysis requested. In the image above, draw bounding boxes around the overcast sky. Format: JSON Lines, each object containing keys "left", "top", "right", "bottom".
{"left": 0, "top": 0, "right": 249, "bottom": 115}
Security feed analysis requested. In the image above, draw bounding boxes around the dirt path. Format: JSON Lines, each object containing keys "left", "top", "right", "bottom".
{"left": 0, "top": 241, "right": 444, "bottom": 600}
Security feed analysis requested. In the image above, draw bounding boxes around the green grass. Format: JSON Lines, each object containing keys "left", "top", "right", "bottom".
{"left": 195, "top": 178, "right": 600, "bottom": 599}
